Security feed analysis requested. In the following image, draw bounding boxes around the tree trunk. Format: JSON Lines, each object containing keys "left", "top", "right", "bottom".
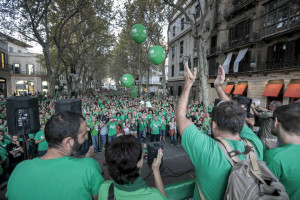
{"left": 161, "top": 61, "right": 167, "bottom": 96}
{"left": 147, "top": 67, "right": 150, "bottom": 96}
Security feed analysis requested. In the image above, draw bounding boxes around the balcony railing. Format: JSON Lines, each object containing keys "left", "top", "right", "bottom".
{"left": 10, "top": 70, "right": 47, "bottom": 76}
{"left": 262, "top": 0, "right": 300, "bottom": 38}
{"left": 224, "top": 0, "right": 257, "bottom": 19}
{"left": 0, "top": 63, "right": 11, "bottom": 70}
{"left": 206, "top": 46, "right": 221, "bottom": 56}
{"left": 257, "top": 57, "right": 300, "bottom": 71}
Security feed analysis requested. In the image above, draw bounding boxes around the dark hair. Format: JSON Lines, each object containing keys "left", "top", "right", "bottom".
{"left": 211, "top": 101, "right": 246, "bottom": 135}
{"left": 273, "top": 102, "right": 300, "bottom": 135}
{"left": 105, "top": 135, "right": 142, "bottom": 185}
{"left": 44, "top": 111, "right": 85, "bottom": 148}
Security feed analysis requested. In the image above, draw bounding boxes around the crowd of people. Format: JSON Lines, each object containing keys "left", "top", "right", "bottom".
{"left": 0, "top": 62, "right": 299, "bottom": 199}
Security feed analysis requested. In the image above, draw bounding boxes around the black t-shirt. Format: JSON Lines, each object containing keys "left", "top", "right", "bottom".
{"left": 6, "top": 142, "right": 24, "bottom": 164}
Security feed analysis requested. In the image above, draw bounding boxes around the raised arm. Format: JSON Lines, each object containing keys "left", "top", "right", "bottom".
{"left": 214, "top": 65, "right": 230, "bottom": 101}
{"left": 152, "top": 149, "right": 166, "bottom": 197}
{"left": 175, "top": 61, "right": 196, "bottom": 136}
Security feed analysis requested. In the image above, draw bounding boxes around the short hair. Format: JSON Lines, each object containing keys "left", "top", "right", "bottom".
{"left": 270, "top": 101, "right": 282, "bottom": 108}
{"left": 105, "top": 135, "right": 142, "bottom": 185}
{"left": 211, "top": 101, "right": 246, "bottom": 135}
{"left": 44, "top": 111, "right": 85, "bottom": 148}
{"left": 273, "top": 102, "right": 300, "bottom": 135}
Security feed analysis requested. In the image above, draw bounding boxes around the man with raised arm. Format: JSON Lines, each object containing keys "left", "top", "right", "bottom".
{"left": 175, "top": 63, "right": 263, "bottom": 199}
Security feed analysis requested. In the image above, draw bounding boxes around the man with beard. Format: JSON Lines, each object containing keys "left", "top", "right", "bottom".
{"left": 7, "top": 111, "right": 104, "bottom": 200}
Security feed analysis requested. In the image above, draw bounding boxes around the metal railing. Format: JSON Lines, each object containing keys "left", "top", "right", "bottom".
{"left": 224, "top": 0, "right": 257, "bottom": 19}
{"left": 206, "top": 46, "right": 221, "bottom": 56}
{"left": 0, "top": 63, "right": 11, "bottom": 70}
{"left": 10, "top": 70, "right": 47, "bottom": 76}
{"left": 257, "top": 57, "right": 300, "bottom": 71}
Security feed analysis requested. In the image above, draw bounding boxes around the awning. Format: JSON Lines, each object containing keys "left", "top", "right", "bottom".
{"left": 233, "top": 84, "right": 247, "bottom": 95}
{"left": 223, "top": 52, "right": 233, "bottom": 74}
{"left": 283, "top": 84, "right": 300, "bottom": 98}
{"left": 224, "top": 85, "right": 234, "bottom": 94}
{"left": 234, "top": 48, "right": 248, "bottom": 72}
{"left": 263, "top": 84, "right": 283, "bottom": 97}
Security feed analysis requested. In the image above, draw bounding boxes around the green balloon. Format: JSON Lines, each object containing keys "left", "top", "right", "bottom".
{"left": 148, "top": 45, "right": 166, "bottom": 65}
{"left": 121, "top": 74, "right": 134, "bottom": 87}
{"left": 131, "top": 24, "right": 148, "bottom": 44}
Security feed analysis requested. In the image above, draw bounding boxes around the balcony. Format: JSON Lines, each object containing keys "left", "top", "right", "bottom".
{"left": 262, "top": 1, "right": 300, "bottom": 39}
{"left": 257, "top": 57, "right": 300, "bottom": 71}
{"left": 10, "top": 70, "right": 47, "bottom": 76}
{"left": 224, "top": 0, "right": 257, "bottom": 20}
{"left": 0, "top": 63, "right": 11, "bottom": 70}
{"left": 206, "top": 46, "right": 221, "bottom": 57}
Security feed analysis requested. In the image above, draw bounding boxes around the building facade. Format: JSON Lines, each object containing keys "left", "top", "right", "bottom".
{"left": 0, "top": 32, "right": 48, "bottom": 96}
{"left": 168, "top": 0, "right": 300, "bottom": 107}
{"left": 0, "top": 34, "right": 11, "bottom": 97}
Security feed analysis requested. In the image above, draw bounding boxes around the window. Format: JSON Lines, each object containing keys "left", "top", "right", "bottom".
{"left": 195, "top": 4, "right": 201, "bottom": 19}
{"left": 193, "top": 57, "right": 199, "bottom": 67}
{"left": 42, "top": 81, "right": 48, "bottom": 86}
{"left": 210, "top": 36, "right": 217, "bottom": 48}
{"left": 229, "top": 19, "right": 251, "bottom": 46}
{"left": 18, "top": 50, "right": 22, "bottom": 53}
{"left": 170, "top": 86, "right": 173, "bottom": 95}
{"left": 178, "top": 86, "right": 182, "bottom": 96}
{"left": 181, "top": 18, "right": 185, "bottom": 30}
{"left": 1, "top": 53, "right": 5, "bottom": 68}
{"left": 173, "top": 26, "right": 176, "bottom": 37}
{"left": 14, "top": 64, "right": 20, "bottom": 74}
{"left": 9, "top": 47, "right": 13, "bottom": 52}
{"left": 171, "top": 65, "right": 174, "bottom": 77}
{"left": 180, "top": 41, "right": 184, "bottom": 54}
{"left": 179, "top": 62, "right": 184, "bottom": 72}
{"left": 172, "top": 46, "right": 175, "bottom": 58}
{"left": 27, "top": 64, "right": 34, "bottom": 75}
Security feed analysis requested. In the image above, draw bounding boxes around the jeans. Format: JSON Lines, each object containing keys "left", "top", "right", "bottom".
{"left": 108, "top": 135, "right": 117, "bottom": 143}
{"left": 150, "top": 134, "right": 160, "bottom": 142}
{"left": 160, "top": 129, "right": 166, "bottom": 136}
{"left": 91, "top": 135, "right": 99, "bottom": 152}
{"left": 100, "top": 134, "right": 107, "bottom": 147}
{"left": 171, "top": 134, "right": 177, "bottom": 145}
{"left": 138, "top": 129, "right": 147, "bottom": 143}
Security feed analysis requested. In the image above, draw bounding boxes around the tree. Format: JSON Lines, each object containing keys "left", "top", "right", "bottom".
{"left": 0, "top": 0, "right": 114, "bottom": 96}
{"left": 162, "top": 0, "right": 220, "bottom": 114}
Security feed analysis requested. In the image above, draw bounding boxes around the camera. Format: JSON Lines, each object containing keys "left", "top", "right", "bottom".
{"left": 101, "top": 115, "right": 109, "bottom": 124}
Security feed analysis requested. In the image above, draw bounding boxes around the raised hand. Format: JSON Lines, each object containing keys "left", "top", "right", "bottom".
{"left": 214, "top": 65, "right": 225, "bottom": 87}
{"left": 152, "top": 148, "right": 163, "bottom": 172}
{"left": 184, "top": 61, "right": 197, "bottom": 85}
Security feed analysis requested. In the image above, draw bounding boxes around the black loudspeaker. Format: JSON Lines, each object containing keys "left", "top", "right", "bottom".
{"left": 6, "top": 96, "right": 40, "bottom": 136}
{"left": 147, "top": 142, "right": 163, "bottom": 168}
{"left": 55, "top": 99, "right": 82, "bottom": 114}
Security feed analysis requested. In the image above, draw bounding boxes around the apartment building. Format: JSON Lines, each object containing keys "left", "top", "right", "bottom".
{"left": 168, "top": 0, "right": 300, "bottom": 107}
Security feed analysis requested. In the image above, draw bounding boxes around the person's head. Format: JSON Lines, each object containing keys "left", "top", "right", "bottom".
{"left": 154, "top": 116, "right": 158, "bottom": 121}
{"left": 11, "top": 135, "right": 19, "bottom": 143}
{"left": 44, "top": 111, "right": 86, "bottom": 155}
{"left": 105, "top": 135, "right": 142, "bottom": 185}
{"left": 211, "top": 101, "right": 246, "bottom": 137}
{"left": 269, "top": 101, "right": 282, "bottom": 111}
{"left": 273, "top": 102, "right": 300, "bottom": 142}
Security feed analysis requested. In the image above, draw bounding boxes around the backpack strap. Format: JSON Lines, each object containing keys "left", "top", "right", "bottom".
{"left": 216, "top": 137, "right": 240, "bottom": 164}
{"left": 196, "top": 180, "right": 206, "bottom": 200}
{"left": 108, "top": 183, "right": 115, "bottom": 200}
{"left": 244, "top": 139, "right": 261, "bottom": 176}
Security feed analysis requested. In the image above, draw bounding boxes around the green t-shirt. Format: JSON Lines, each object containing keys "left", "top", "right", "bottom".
{"left": 150, "top": 121, "right": 161, "bottom": 135}
{"left": 139, "top": 119, "right": 147, "bottom": 131}
{"left": 264, "top": 144, "right": 300, "bottom": 200}
{"left": 7, "top": 156, "right": 104, "bottom": 200}
{"left": 34, "top": 129, "right": 48, "bottom": 151}
{"left": 160, "top": 120, "right": 166, "bottom": 130}
{"left": 108, "top": 121, "right": 117, "bottom": 136}
{"left": 91, "top": 122, "right": 99, "bottom": 136}
{"left": 98, "top": 180, "right": 167, "bottom": 200}
{"left": 182, "top": 124, "right": 263, "bottom": 200}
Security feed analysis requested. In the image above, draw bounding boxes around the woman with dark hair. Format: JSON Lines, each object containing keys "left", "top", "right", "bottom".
{"left": 99, "top": 135, "right": 166, "bottom": 200}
